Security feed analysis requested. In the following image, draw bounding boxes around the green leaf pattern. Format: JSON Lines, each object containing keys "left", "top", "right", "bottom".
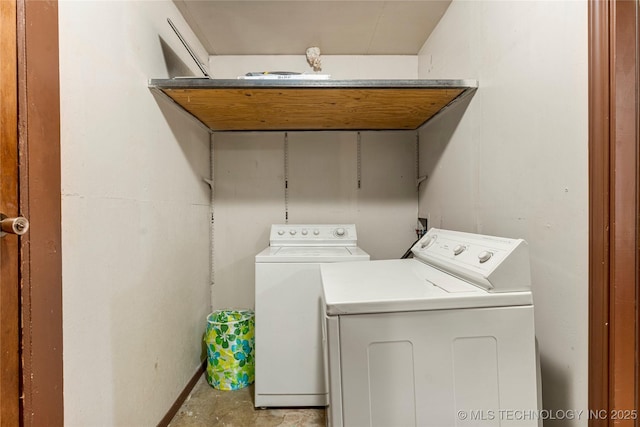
{"left": 205, "top": 310, "right": 255, "bottom": 390}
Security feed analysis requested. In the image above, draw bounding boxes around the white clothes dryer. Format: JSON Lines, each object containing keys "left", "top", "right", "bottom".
{"left": 254, "top": 224, "right": 369, "bottom": 408}
{"left": 321, "top": 228, "right": 541, "bottom": 427}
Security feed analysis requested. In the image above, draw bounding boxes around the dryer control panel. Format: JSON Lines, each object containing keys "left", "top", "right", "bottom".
{"left": 412, "top": 228, "right": 531, "bottom": 293}
{"left": 270, "top": 224, "right": 357, "bottom": 247}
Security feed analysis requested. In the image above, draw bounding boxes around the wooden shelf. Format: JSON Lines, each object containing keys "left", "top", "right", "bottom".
{"left": 148, "top": 79, "right": 477, "bottom": 132}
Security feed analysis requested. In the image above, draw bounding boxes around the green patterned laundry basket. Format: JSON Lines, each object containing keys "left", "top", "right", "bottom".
{"left": 205, "top": 310, "right": 255, "bottom": 391}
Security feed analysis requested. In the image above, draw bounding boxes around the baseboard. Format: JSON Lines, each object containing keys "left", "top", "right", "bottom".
{"left": 157, "top": 360, "right": 206, "bottom": 427}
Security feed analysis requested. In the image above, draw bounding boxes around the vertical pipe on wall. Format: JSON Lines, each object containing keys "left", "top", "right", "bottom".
{"left": 357, "top": 132, "right": 362, "bottom": 189}
{"left": 210, "top": 132, "right": 215, "bottom": 309}
{"left": 415, "top": 131, "right": 420, "bottom": 192}
{"left": 284, "top": 132, "right": 289, "bottom": 223}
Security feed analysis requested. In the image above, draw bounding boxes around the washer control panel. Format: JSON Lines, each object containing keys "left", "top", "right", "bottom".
{"left": 412, "top": 228, "right": 531, "bottom": 293}
{"left": 270, "top": 224, "right": 357, "bottom": 247}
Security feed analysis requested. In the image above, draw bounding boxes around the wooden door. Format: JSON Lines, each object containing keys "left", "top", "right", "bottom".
{"left": 1, "top": 0, "right": 63, "bottom": 424}
{"left": 0, "top": 0, "right": 22, "bottom": 425}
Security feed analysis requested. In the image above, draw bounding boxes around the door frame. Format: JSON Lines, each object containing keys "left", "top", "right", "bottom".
{"left": 16, "top": 0, "right": 63, "bottom": 425}
{"left": 588, "top": 0, "right": 639, "bottom": 425}
{"left": 7, "top": 0, "right": 639, "bottom": 424}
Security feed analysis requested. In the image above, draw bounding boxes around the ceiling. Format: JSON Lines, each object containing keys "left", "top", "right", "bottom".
{"left": 173, "top": 1, "right": 451, "bottom": 56}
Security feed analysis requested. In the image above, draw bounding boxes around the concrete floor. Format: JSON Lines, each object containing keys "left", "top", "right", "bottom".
{"left": 168, "top": 375, "right": 326, "bottom": 427}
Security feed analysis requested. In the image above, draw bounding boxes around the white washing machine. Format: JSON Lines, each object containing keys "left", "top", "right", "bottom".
{"left": 321, "top": 228, "right": 541, "bottom": 427}
{"left": 254, "top": 224, "right": 369, "bottom": 408}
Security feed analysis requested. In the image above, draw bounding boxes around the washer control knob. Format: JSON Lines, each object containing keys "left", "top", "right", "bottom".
{"left": 313, "top": 229, "right": 320, "bottom": 235}
{"left": 289, "top": 229, "right": 297, "bottom": 235}
{"left": 421, "top": 235, "right": 437, "bottom": 249}
{"left": 478, "top": 251, "right": 493, "bottom": 263}
{"left": 277, "top": 230, "right": 285, "bottom": 236}
{"left": 301, "top": 229, "right": 308, "bottom": 236}
{"left": 335, "top": 228, "right": 345, "bottom": 237}
{"left": 453, "top": 245, "right": 466, "bottom": 256}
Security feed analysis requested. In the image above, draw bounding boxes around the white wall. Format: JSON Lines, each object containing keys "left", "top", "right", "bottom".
{"left": 418, "top": 1, "right": 588, "bottom": 425}
{"left": 212, "top": 131, "right": 418, "bottom": 309}
{"left": 210, "top": 56, "right": 420, "bottom": 310}
{"left": 210, "top": 55, "right": 418, "bottom": 79}
{"left": 59, "top": 1, "right": 211, "bottom": 425}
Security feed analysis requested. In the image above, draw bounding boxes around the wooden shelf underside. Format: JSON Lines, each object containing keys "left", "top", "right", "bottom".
{"left": 149, "top": 79, "right": 477, "bottom": 131}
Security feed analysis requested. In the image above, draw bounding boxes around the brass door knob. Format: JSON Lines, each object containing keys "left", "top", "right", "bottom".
{"left": 0, "top": 215, "right": 29, "bottom": 236}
